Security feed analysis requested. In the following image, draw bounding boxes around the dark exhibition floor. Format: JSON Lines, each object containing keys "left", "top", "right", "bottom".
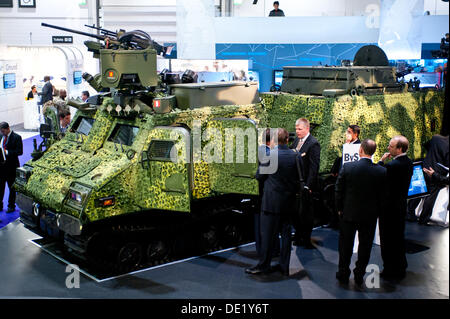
{"left": 0, "top": 218, "right": 447, "bottom": 299}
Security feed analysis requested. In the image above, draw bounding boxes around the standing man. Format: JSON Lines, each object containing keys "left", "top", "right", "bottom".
{"left": 290, "top": 118, "right": 321, "bottom": 248}
{"left": 326, "top": 125, "right": 362, "bottom": 229}
{"left": 269, "top": 1, "right": 285, "bottom": 16}
{"left": 335, "top": 139, "right": 386, "bottom": 286}
{"left": 378, "top": 136, "right": 413, "bottom": 281}
{"left": 0, "top": 122, "right": 23, "bottom": 213}
{"left": 254, "top": 128, "right": 272, "bottom": 257}
{"left": 331, "top": 125, "right": 361, "bottom": 177}
{"left": 246, "top": 128, "right": 303, "bottom": 276}
{"left": 39, "top": 76, "right": 53, "bottom": 105}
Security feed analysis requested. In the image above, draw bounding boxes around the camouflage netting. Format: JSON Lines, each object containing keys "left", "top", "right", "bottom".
{"left": 261, "top": 91, "right": 445, "bottom": 173}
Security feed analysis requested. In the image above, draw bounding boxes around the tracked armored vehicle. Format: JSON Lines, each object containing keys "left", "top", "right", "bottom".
{"left": 16, "top": 24, "right": 262, "bottom": 274}
{"left": 15, "top": 25, "right": 444, "bottom": 274}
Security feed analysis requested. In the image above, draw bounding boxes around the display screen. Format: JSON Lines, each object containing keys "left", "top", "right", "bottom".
{"left": 3, "top": 73, "right": 16, "bottom": 89}
{"left": 274, "top": 70, "right": 283, "bottom": 86}
{"left": 108, "top": 124, "right": 139, "bottom": 146}
{"left": 408, "top": 163, "right": 429, "bottom": 198}
{"left": 72, "top": 117, "right": 95, "bottom": 136}
{"left": 73, "top": 71, "right": 82, "bottom": 85}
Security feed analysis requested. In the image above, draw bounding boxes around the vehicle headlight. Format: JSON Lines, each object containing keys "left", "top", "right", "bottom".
{"left": 66, "top": 183, "right": 92, "bottom": 210}
{"left": 70, "top": 191, "right": 83, "bottom": 203}
{"left": 16, "top": 165, "right": 33, "bottom": 183}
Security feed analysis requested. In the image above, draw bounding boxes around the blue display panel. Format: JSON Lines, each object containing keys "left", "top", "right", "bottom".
{"left": 3, "top": 73, "right": 16, "bottom": 89}
{"left": 73, "top": 71, "right": 82, "bottom": 85}
{"left": 408, "top": 163, "right": 429, "bottom": 198}
{"left": 273, "top": 70, "right": 283, "bottom": 86}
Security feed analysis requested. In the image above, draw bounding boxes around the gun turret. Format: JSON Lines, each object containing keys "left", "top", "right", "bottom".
{"left": 42, "top": 22, "right": 171, "bottom": 56}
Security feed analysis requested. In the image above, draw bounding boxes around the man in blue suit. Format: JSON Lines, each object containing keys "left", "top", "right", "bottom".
{"left": 246, "top": 128, "right": 304, "bottom": 276}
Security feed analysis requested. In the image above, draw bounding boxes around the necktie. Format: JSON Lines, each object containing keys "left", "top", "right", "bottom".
{"left": 2, "top": 136, "right": 7, "bottom": 148}
{"left": 296, "top": 138, "right": 304, "bottom": 151}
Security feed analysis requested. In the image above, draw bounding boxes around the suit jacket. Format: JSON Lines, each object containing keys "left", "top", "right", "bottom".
{"left": 1, "top": 131, "right": 23, "bottom": 175}
{"left": 290, "top": 134, "right": 321, "bottom": 190}
{"left": 40, "top": 81, "right": 53, "bottom": 105}
{"left": 423, "top": 135, "right": 449, "bottom": 182}
{"left": 335, "top": 158, "right": 387, "bottom": 224}
{"left": 378, "top": 155, "right": 413, "bottom": 216}
{"left": 256, "top": 144, "right": 303, "bottom": 215}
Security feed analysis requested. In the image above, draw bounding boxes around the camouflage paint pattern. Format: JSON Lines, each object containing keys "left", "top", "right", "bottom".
{"left": 17, "top": 91, "right": 444, "bottom": 227}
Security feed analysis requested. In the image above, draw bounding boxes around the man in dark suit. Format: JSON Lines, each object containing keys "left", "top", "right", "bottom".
{"left": 416, "top": 134, "right": 449, "bottom": 224}
{"left": 39, "top": 75, "right": 53, "bottom": 105}
{"left": 290, "top": 118, "right": 321, "bottom": 248}
{"left": 0, "top": 122, "right": 23, "bottom": 213}
{"left": 246, "top": 128, "right": 303, "bottom": 276}
{"left": 378, "top": 136, "right": 414, "bottom": 280}
{"left": 335, "top": 139, "right": 387, "bottom": 286}
{"left": 326, "top": 125, "right": 361, "bottom": 229}
{"left": 254, "top": 128, "right": 272, "bottom": 257}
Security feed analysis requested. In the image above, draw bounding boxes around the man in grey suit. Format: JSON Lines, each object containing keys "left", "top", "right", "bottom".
{"left": 335, "top": 139, "right": 387, "bottom": 286}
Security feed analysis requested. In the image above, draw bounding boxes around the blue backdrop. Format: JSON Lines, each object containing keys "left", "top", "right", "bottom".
{"left": 216, "top": 43, "right": 376, "bottom": 92}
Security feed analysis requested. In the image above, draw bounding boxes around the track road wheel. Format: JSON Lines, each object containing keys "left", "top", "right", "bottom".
{"left": 116, "top": 242, "right": 143, "bottom": 272}
{"left": 222, "top": 223, "right": 243, "bottom": 248}
{"left": 146, "top": 239, "right": 172, "bottom": 266}
{"left": 199, "top": 224, "right": 220, "bottom": 253}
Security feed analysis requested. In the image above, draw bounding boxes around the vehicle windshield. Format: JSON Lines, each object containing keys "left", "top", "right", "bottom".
{"left": 71, "top": 117, "right": 95, "bottom": 136}
{"left": 107, "top": 124, "right": 139, "bottom": 146}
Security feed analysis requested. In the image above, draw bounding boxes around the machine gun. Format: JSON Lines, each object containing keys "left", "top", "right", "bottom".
{"left": 41, "top": 23, "right": 171, "bottom": 56}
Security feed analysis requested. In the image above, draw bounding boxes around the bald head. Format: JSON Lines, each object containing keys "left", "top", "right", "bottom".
{"left": 387, "top": 135, "right": 409, "bottom": 157}
{"left": 360, "top": 139, "right": 377, "bottom": 157}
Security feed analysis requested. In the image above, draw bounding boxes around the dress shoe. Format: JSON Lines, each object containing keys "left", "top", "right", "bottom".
{"left": 6, "top": 207, "right": 15, "bottom": 213}
{"left": 271, "top": 264, "right": 289, "bottom": 276}
{"left": 336, "top": 272, "right": 349, "bottom": 284}
{"left": 381, "top": 270, "right": 405, "bottom": 281}
{"left": 354, "top": 275, "right": 364, "bottom": 286}
{"left": 245, "top": 266, "right": 266, "bottom": 275}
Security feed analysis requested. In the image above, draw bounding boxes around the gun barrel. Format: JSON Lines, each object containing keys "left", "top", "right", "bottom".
{"left": 84, "top": 24, "right": 117, "bottom": 37}
{"left": 41, "top": 23, "right": 106, "bottom": 41}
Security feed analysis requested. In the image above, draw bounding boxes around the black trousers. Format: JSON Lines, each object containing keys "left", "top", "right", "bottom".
{"left": 379, "top": 211, "right": 407, "bottom": 275}
{"left": 254, "top": 211, "right": 280, "bottom": 258}
{"left": 0, "top": 172, "right": 16, "bottom": 209}
{"left": 257, "top": 211, "right": 292, "bottom": 273}
{"left": 338, "top": 218, "right": 377, "bottom": 278}
{"left": 295, "top": 191, "right": 314, "bottom": 242}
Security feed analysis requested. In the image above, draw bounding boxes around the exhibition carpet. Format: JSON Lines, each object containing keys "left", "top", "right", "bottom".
{"left": 0, "top": 133, "right": 41, "bottom": 229}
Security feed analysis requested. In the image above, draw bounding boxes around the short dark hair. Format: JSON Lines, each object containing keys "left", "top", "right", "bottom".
{"left": 273, "top": 1, "right": 279, "bottom": 5}
{"left": 44, "top": 76, "right": 50, "bottom": 82}
{"left": 82, "top": 91, "right": 90, "bottom": 97}
{"left": 58, "top": 109, "right": 71, "bottom": 119}
{"left": 31, "top": 85, "right": 36, "bottom": 90}
{"left": 276, "top": 128, "right": 289, "bottom": 145}
{"left": 361, "top": 139, "right": 377, "bottom": 156}
{"left": 0, "top": 122, "right": 9, "bottom": 130}
{"left": 348, "top": 124, "right": 360, "bottom": 137}
{"left": 264, "top": 128, "right": 271, "bottom": 144}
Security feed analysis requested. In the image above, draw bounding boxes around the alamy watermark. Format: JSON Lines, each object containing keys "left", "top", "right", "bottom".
{"left": 65, "top": 264, "right": 80, "bottom": 289}
{"left": 166, "top": 120, "right": 279, "bottom": 174}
